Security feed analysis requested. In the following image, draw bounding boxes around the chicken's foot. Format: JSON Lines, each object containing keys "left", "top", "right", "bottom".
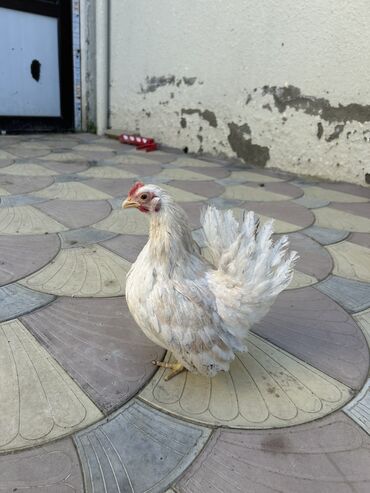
{"left": 152, "top": 360, "right": 186, "bottom": 381}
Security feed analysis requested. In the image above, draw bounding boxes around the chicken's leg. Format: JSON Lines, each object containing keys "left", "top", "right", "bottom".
{"left": 152, "top": 360, "right": 186, "bottom": 381}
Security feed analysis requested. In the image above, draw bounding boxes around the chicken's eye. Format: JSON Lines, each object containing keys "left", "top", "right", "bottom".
{"left": 140, "top": 193, "right": 148, "bottom": 200}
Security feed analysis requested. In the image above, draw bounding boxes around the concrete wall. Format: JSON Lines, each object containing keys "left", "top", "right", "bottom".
{"left": 108, "top": 0, "right": 370, "bottom": 185}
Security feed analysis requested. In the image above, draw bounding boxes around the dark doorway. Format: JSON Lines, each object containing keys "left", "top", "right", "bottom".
{"left": 0, "top": 0, "right": 74, "bottom": 132}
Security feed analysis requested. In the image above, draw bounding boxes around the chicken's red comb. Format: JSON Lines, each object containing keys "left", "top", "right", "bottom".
{"left": 128, "top": 181, "right": 145, "bottom": 196}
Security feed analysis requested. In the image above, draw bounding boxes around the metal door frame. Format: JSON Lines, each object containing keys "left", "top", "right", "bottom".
{"left": 0, "top": 0, "right": 74, "bottom": 132}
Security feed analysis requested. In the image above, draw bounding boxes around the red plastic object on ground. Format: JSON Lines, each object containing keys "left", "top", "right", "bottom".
{"left": 119, "top": 133, "right": 158, "bottom": 152}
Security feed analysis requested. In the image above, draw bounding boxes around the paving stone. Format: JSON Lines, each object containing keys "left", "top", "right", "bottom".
{"left": 348, "top": 232, "right": 370, "bottom": 248}
{"left": 0, "top": 149, "right": 16, "bottom": 163}
{"left": 41, "top": 160, "right": 89, "bottom": 174}
{"left": 101, "top": 234, "right": 148, "bottom": 262}
{"left": 33, "top": 182, "right": 112, "bottom": 200}
{"left": 40, "top": 151, "right": 88, "bottom": 162}
{"left": 242, "top": 200, "right": 315, "bottom": 230}
{"left": 59, "top": 227, "right": 117, "bottom": 248}
{"left": 108, "top": 154, "right": 161, "bottom": 166}
{"left": 156, "top": 168, "right": 214, "bottom": 181}
{"left": 222, "top": 183, "right": 289, "bottom": 201}
{"left": 253, "top": 287, "right": 369, "bottom": 389}
{"left": 176, "top": 413, "right": 370, "bottom": 493}
{"left": 227, "top": 169, "right": 284, "bottom": 183}
{"left": 316, "top": 275, "right": 370, "bottom": 312}
{"left": 353, "top": 308, "right": 370, "bottom": 344}
{"left": 0, "top": 234, "right": 60, "bottom": 285}
{"left": 78, "top": 165, "right": 137, "bottom": 179}
{"left": 22, "top": 297, "right": 165, "bottom": 413}
{"left": 283, "top": 232, "right": 333, "bottom": 280}
{"left": 0, "top": 174, "right": 54, "bottom": 194}
{"left": 0, "top": 437, "right": 84, "bottom": 491}
{"left": 84, "top": 177, "right": 135, "bottom": 197}
{"left": 168, "top": 179, "right": 225, "bottom": 198}
{"left": 35, "top": 199, "right": 111, "bottom": 229}
{"left": 263, "top": 181, "right": 303, "bottom": 198}
{"left": 0, "top": 163, "right": 58, "bottom": 176}
{"left": 301, "top": 185, "right": 369, "bottom": 203}
{"left": 20, "top": 245, "right": 130, "bottom": 297}
{"left": 287, "top": 270, "right": 317, "bottom": 289}
{"left": 314, "top": 206, "right": 370, "bottom": 232}
{"left": 232, "top": 206, "right": 306, "bottom": 234}
{"left": 327, "top": 241, "right": 370, "bottom": 283}
{"left": 4, "top": 142, "right": 51, "bottom": 158}
{"left": 0, "top": 319, "right": 102, "bottom": 452}
{"left": 140, "top": 333, "right": 352, "bottom": 428}
{"left": 344, "top": 380, "right": 370, "bottom": 435}
{"left": 186, "top": 165, "right": 230, "bottom": 179}
{"left": 0, "top": 205, "right": 67, "bottom": 234}
{"left": 54, "top": 173, "right": 89, "bottom": 182}
{"left": 171, "top": 156, "right": 223, "bottom": 168}
{"left": 75, "top": 399, "right": 211, "bottom": 493}
{"left": 180, "top": 201, "right": 207, "bottom": 229}
{"left": 0, "top": 284, "right": 54, "bottom": 322}
{"left": 94, "top": 208, "right": 150, "bottom": 235}
{"left": 124, "top": 161, "right": 163, "bottom": 176}
{"left": 303, "top": 225, "right": 350, "bottom": 245}
{"left": 0, "top": 194, "right": 47, "bottom": 207}
{"left": 321, "top": 181, "right": 370, "bottom": 199}
{"left": 160, "top": 183, "right": 206, "bottom": 202}
{"left": 330, "top": 202, "right": 370, "bottom": 218}
{"left": 293, "top": 195, "right": 330, "bottom": 208}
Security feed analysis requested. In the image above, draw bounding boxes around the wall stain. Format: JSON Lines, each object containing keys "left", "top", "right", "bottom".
{"left": 326, "top": 124, "right": 344, "bottom": 142}
{"left": 140, "top": 75, "right": 176, "bottom": 93}
{"left": 227, "top": 122, "right": 270, "bottom": 167}
{"left": 180, "top": 117, "right": 187, "bottom": 129}
{"left": 181, "top": 108, "right": 218, "bottom": 128}
{"left": 262, "top": 103, "right": 272, "bottom": 112}
{"left": 263, "top": 85, "right": 370, "bottom": 123}
{"left": 317, "top": 122, "right": 324, "bottom": 139}
{"left": 183, "top": 76, "right": 197, "bottom": 86}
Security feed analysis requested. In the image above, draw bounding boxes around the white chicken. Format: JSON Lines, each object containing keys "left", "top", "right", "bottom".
{"left": 123, "top": 181, "right": 297, "bottom": 380}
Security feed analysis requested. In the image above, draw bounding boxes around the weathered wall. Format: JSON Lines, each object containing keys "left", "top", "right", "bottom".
{"left": 109, "top": 0, "right": 370, "bottom": 185}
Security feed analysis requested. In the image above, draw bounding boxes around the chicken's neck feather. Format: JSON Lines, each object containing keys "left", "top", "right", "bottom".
{"left": 148, "top": 200, "right": 196, "bottom": 267}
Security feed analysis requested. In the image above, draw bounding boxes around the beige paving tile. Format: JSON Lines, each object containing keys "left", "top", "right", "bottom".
{"left": 34, "top": 182, "right": 112, "bottom": 200}
{"left": 228, "top": 170, "right": 282, "bottom": 183}
{"left": 0, "top": 163, "right": 58, "bottom": 176}
{"left": 303, "top": 186, "right": 369, "bottom": 203}
{"left": 353, "top": 308, "right": 370, "bottom": 345}
{"left": 94, "top": 208, "right": 149, "bottom": 235}
{"left": 172, "top": 157, "right": 222, "bottom": 168}
{"left": 286, "top": 270, "right": 317, "bottom": 289}
{"left": 0, "top": 150, "right": 15, "bottom": 160}
{"left": 40, "top": 152, "right": 87, "bottom": 162}
{"left": 343, "top": 379, "right": 370, "bottom": 435}
{"left": 0, "top": 319, "right": 102, "bottom": 452}
{"left": 222, "top": 185, "right": 288, "bottom": 202}
{"left": 0, "top": 187, "right": 10, "bottom": 196}
{"left": 314, "top": 207, "right": 370, "bottom": 232}
{"left": 140, "top": 333, "right": 351, "bottom": 429}
{"left": 0, "top": 206, "right": 67, "bottom": 235}
{"left": 326, "top": 241, "right": 370, "bottom": 283}
{"left": 73, "top": 144, "right": 115, "bottom": 153}
{"left": 160, "top": 183, "right": 206, "bottom": 202}
{"left": 78, "top": 166, "right": 137, "bottom": 179}
{"left": 19, "top": 245, "right": 130, "bottom": 297}
{"left": 156, "top": 168, "right": 214, "bottom": 181}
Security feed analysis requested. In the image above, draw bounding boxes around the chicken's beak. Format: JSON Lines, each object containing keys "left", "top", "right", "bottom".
{"left": 122, "top": 197, "right": 139, "bottom": 209}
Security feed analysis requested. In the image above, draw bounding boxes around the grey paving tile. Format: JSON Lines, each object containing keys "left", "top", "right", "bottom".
{"left": 176, "top": 413, "right": 370, "bottom": 493}
{"left": 0, "top": 174, "right": 54, "bottom": 194}
{"left": 0, "top": 284, "right": 54, "bottom": 322}
{"left": 321, "top": 182, "right": 370, "bottom": 199}
{"left": 303, "top": 225, "right": 350, "bottom": 245}
{"left": 316, "top": 275, "right": 370, "bottom": 312}
{"left": 344, "top": 379, "right": 370, "bottom": 435}
{"left": 168, "top": 179, "right": 225, "bottom": 198}
{"left": 60, "top": 227, "right": 117, "bottom": 248}
{"left": 283, "top": 232, "right": 333, "bottom": 280}
{"left": 35, "top": 199, "right": 111, "bottom": 229}
{"left": 22, "top": 298, "right": 164, "bottom": 413}
{"left": 187, "top": 165, "right": 231, "bottom": 179}
{"left": 0, "top": 194, "right": 47, "bottom": 207}
{"left": 41, "top": 160, "right": 89, "bottom": 174}
{"left": 75, "top": 399, "right": 211, "bottom": 493}
{"left": 101, "top": 234, "right": 148, "bottom": 262}
{"left": 330, "top": 202, "right": 370, "bottom": 218}
{"left": 263, "top": 180, "right": 303, "bottom": 199}
{"left": 180, "top": 201, "right": 208, "bottom": 229}
{"left": 85, "top": 177, "right": 136, "bottom": 197}
{"left": 0, "top": 234, "right": 60, "bottom": 286}
{"left": 253, "top": 287, "right": 369, "bottom": 389}
{"left": 0, "top": 437, "right": 84, "bottom": 491}
{"left": 293, "top": 195, "right": 330, "bottom": 208}
{"left": 54, "top": 173, "right": 89, "bottom": 182}
{"left": 242, "top": 200, "right": 315, "bottom": 228}
{"left": 348, "top": 232, "right": 370, "bottom": 249}
{"left": 207, "top": 196, "right": 244, "bottom": 209}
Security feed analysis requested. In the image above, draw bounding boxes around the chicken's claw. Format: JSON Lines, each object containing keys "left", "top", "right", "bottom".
{"left": 152, "top": 360, "right": 186, "bottom": 381}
